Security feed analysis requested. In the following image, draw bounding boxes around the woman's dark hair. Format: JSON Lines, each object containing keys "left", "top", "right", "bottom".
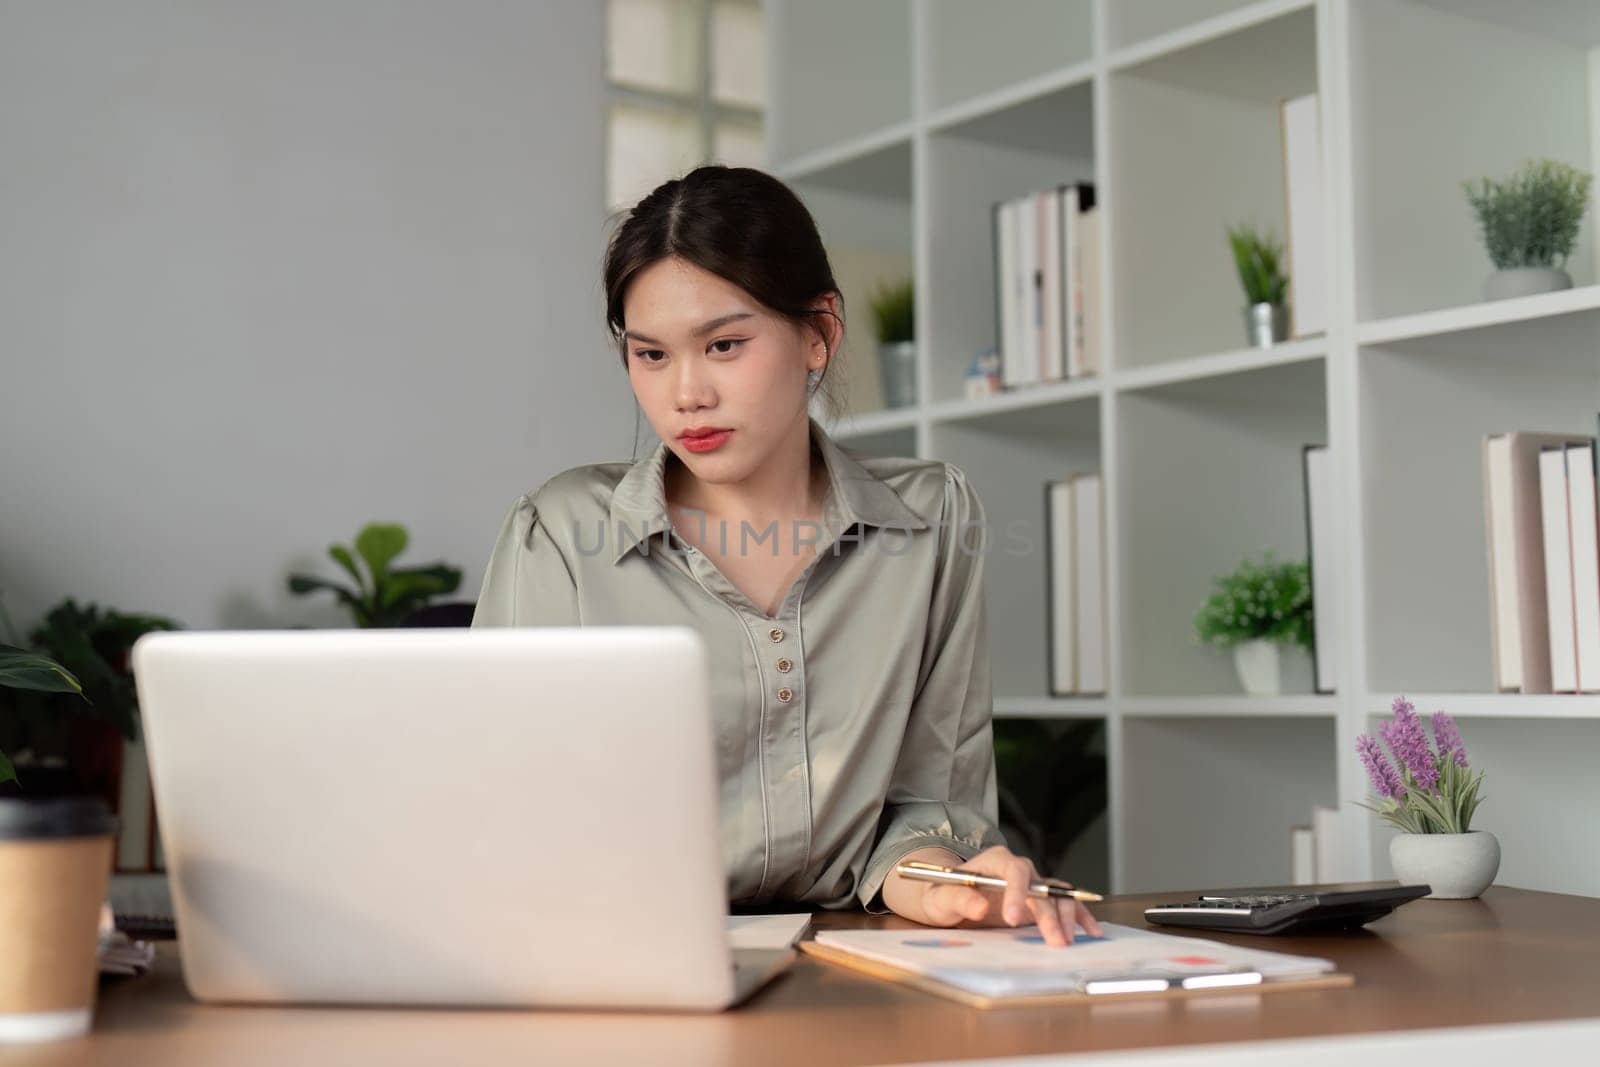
{"left": 602, "top": 164, "right": 848, "bottom": 422}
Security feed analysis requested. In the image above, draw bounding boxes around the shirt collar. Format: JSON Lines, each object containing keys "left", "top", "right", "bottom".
{"left": 606, "top": 414, "right": 929, "bottom": 564}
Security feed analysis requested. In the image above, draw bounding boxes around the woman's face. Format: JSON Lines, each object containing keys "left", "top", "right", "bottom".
{"left": 622, "top": 255, "right": 834, "bottom": 489}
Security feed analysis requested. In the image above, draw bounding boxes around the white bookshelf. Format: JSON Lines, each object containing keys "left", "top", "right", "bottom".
{"left": 769, "top": 0, "right": 1600, "bottom": 899}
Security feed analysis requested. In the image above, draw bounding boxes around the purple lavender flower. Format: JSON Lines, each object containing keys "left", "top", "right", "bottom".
{"left": 1381, "top": 695, "right": 1439, "bottom": 791}
{"left": 1356, "top": 733, "right": 1405, "bottom": 799}
{"left": 1430, "top": 711, "right": 1468, "bottom": 768}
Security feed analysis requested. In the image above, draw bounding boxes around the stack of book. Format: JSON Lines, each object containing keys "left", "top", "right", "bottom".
{"left": 992, "top": 182, "right": 1100, "bottom": 390}
{"left": 1483, "top": 430, "right": 1600, "bottom": 693}
{"left": 1047, "top": 473, "right": 1107, "bottom": 696}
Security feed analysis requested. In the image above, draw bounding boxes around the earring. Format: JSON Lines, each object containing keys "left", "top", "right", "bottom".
{"left": 807, "top": 366, "right": 823, "bottom": 395}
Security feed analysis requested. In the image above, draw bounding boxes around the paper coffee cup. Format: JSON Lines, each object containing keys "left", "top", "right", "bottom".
{"left": 0, "top": 797, "right": 117, "bottom": 1044}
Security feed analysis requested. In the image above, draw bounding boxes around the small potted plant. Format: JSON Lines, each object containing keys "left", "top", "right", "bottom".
{"left": 1357, "top": 696, "right": 1495, "bottom": 899}
{"left": 868, "top": 277, "right": 915, "bottom": 409}
{"left": 0, "top": 597, "right": 180, "bottom": 803}
{"left": 0, "top": 644, "right": 85, "bottom": 787}
{"left": 1463, "top": 158, "right": 1593, "bottom": 301}
{"left": 1226, "top": 222, "right": 1288, "bottom": 348}
{"left": 288, "top": 522, "right": 463, "bottom": 628}
{"left": 1193, "top": 551, "right": 1312, "bottom": 695}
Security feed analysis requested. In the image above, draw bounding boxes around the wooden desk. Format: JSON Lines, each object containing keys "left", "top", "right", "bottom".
{"left": 13, "top": 885, "right": 1600, "bottom": 1066}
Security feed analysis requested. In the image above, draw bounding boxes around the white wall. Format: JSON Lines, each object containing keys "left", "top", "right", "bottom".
{"left": 0, "top": 1, "right": 637, "bottom": 632}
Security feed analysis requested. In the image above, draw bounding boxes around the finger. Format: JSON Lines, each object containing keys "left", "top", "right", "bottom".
{"left": 1002, "top": 858, "right": 1033, "bottom": 926}
{"left": 1027, "top": 895, "right": 1068, "bottom": 947}
{"left": 928, "top": 884, "right": 990, "bottom": 926}
{"left": 1076, "top": 902, "right": 1105, "bottom": 938}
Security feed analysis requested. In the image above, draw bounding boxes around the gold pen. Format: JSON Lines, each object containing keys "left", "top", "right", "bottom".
{"left": 894, "top": 861, "right": 1104, "bottom": 902}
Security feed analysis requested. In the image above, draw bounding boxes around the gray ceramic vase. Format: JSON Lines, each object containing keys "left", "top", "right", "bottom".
{"left": 1389, "top": 830, "right": 1500, "bottom": 899}
{"left": 1483, "top": 266, "right": 1572, "bottom": 302}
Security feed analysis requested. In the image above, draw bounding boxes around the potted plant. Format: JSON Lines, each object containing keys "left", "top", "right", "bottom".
{"left": 1193, "top": 551, "right": 1312, "bottom": 696}
{"left": 0, "top": 598, "right": 180, "bottom": 804}
{"left": 288, "top": 522, "right": 463, "bottom": 628}
{"left": 1226, "top": 223, "right": 1289, "bottom": 348}
{"left": 1463, "top": 158, "right": 1593, "bottom": 301}
{"left": 0, "top": 644, "right": 84, "bottom": 787}
{"left": 868, "top": 277, "right": 915, "bottom": 409}
{"left": 1357, "top": 696, "right": 1495, "bottom": 899}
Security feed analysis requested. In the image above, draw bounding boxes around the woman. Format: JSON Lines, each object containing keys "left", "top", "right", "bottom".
{"left": 472, "top": 164, "right": 1100, "bottom": 947}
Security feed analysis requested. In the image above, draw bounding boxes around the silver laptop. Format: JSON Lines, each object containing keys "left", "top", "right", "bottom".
{"left": 130, "top": 626, "right": 795, "bottom": 1011}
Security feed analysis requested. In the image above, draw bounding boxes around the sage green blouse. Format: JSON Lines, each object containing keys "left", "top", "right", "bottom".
{"left": 470, "top": 415, "right": 1006, "bottom": 913}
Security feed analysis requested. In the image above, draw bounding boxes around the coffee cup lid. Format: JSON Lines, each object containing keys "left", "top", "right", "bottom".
{"left": 0, "top": 796, "right": 118, "bottom": 840}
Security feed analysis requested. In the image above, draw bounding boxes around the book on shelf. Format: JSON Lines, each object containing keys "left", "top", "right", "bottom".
{"left": 1566, "top": 442, "right": 1600, "bottom": 692}
{"left": 1046, "top": 472, "right": 1107, "bottom": 696}
{"left": 1539, "top": 446, "right": 1580, "bottom": 692}
{"left": 1077, "top": 202, "right": 1103, "bottom": 376}
{"left": 991, "top": 182, "right": 1096, "bottom": 392}
{"left": 1280, "top": 92, "right": 1326, "bottom": 339}
{"left": 1483, "top": 432, "right": 1593, "bottom": 693}
{"left": 1302, "top": 445, "right": 1338, "bottom": 694}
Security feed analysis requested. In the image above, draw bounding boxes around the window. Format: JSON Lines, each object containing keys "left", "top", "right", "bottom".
{"left": 605, "top": 0, "right": 766, "bottom": 216}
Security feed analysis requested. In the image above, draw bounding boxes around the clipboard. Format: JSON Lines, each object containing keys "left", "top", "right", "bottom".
{"left": 798, "top": 939, "right": 1354, "bottom": 1010}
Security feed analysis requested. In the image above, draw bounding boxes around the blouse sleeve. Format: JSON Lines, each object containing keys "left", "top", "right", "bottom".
{"left": 856, "top": 464, "right": 1009, "bottom": 913}
{"left": 470, "top": 492, "right": 581, "bottom": 627}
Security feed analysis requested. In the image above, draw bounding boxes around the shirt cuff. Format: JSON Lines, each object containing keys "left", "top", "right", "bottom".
{"left": 857, "top": 833, "right": 988, "bottom": 915}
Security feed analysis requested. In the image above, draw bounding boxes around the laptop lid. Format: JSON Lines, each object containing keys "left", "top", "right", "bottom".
{"left": 131, "top": 626, "right": 738, "bottom": 1010}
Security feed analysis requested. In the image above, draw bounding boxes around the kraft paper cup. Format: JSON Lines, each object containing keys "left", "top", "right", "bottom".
{"left": 0, "top": 796, "right": 117, "bottom": 1044}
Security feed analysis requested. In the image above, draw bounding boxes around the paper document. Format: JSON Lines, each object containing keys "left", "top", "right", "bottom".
{"left": 726, "top": 912, "right": 812, "bottom": 951}
{"left": 814, "top": 922, "right": 1333, "bottom": 998}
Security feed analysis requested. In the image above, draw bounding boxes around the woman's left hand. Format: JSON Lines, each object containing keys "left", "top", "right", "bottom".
{"left": 916, "top": 845, "right": 1104, "bottom": 947}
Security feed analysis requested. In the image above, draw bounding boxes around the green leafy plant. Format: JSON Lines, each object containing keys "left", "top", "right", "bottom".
{"left": 0, "top": 644, "right": 83, "bottom": 786}
{"left": 1226, "top": 223, "right": 1288, "bottom": 306}
{"left": 288, "top": 522, "right": 463, "bottom": 628}
{"left": 1193, "top": 551, "right": 1312, "bottom": 650}
{"left": 0, "top": 596, "right": 179, "bottom": 788}
{"left": 867, "top": 277, "right": 914, "bottom": 344}
{"left": 1462, "top": 158, "right": 1593, "bottom": 270}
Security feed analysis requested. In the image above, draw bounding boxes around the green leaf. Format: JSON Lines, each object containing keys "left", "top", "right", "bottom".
{"left": 0, "top": 644, "right": 85, "bottom": 694}
{"left": 0, "top": 748, "right": 13, "bottom": 786}
{"left": 355, "top": 524, "right": 408, "bottom": 584}
{"left": 287, "top": 574, "right": 359, "bottom": 602}
{"left": 327, "top": 544, "right": 367, "bottom": 595}
{"left": 377, "top": 570, "right": 454, "bottom": 611}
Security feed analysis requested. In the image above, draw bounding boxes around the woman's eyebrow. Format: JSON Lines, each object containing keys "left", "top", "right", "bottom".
{"left": 623, "top": 312, "right": 755, "bottom": 345}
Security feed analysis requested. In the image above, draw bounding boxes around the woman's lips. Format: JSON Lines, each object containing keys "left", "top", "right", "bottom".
{"left": 680, "top": 429, "right": 733, "bottom": 453}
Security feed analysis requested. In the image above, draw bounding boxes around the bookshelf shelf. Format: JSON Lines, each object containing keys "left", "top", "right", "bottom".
{"left": 994, "top": 695, "right": 1110, "bottom": 718}
{"left": 772, "top": 0, "right": 1600, "bottom": 898}
{"left": 1121, "top": 695, "right": 1336, "bottom": 718}
{"left": 927, "top": 378, "right": 1101, "bottom": 427}
{"left": 1105, "top": 0, "right": 1314, "bottom": 61}
{"left": 1367, "top": 693, "right": 1600, "bottom": 721}
{"left": 1112, "top": 337, "right": 1325, "bottom": 393}
{"left": 777, "top": 127, "right": 914, "bottom": 191}
{"left": 1355, "top": 284, "right": 1600, "bottom": 348}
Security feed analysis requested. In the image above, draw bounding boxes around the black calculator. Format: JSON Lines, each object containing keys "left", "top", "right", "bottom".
{"left": 1144, "top": 885, "right": 1431, "bottom": 935}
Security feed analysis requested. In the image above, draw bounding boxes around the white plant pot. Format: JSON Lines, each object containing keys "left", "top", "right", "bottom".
{"left": 1482, "top": 266, "right": 1571, "bottom": 302}
{"left": 1389, "top": 830, "right": 1501, "bottom": 899}
{"left": 1232, "top": 639, "right": 1281, "bottom": 696}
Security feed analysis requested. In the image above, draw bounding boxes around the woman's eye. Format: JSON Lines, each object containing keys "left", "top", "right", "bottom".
{"left": 709, "top": 338, "right": 744, "bottom": 355}
{"left": 633, "top": 349, "right": 666, "bottom": 364}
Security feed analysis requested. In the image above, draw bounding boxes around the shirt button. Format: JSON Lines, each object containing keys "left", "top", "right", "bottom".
{"left": 768, "top": 627, "right": 785, "bottom": 643}
{"left": 776, "top": 687, "right": 794, "bottom": 703}
{"left": 776, "top": 658, "right": 793, "bottom": 673}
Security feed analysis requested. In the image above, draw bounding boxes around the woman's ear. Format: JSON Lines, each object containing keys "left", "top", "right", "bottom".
{"left": 809, "top": 290, "right": 844, "bottom": 369}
